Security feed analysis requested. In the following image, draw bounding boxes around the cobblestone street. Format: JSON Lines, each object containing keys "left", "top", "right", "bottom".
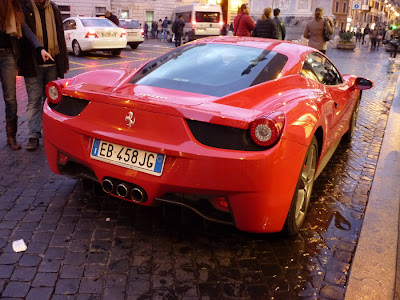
{"left": 0, "top": 41, "right": 399, "bottom": 299}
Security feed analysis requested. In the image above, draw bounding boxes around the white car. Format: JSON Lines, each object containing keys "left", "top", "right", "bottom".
{"left": 119, "top": 19, "right": 144, "bottom": 49}
{"left": 63, "top": 17, "right": 127, "bottom": 56}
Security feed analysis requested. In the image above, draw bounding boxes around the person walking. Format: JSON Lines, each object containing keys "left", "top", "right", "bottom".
{"left": 303, "top": 7, "right": 334, "bottom": 54}
{"left": 252, "top": 7, "right": 278, "bottom": 39}
{"left": 389, "top": 26, "right": 400, "bottom": 60}
{"left": 144, "top": 22, "right": 148, "bottom": 39}
{"left": 370, "top": 27, "right": 378, "bottom": 50}
{"left": 162, "top": 17, "right": 168, "bottom": 42}
{"left": 172, "top": 15, "right": 185, "bottom": 47}
{"left": 0, "top": 0, "right": 52, "bottom": 150}
{"left": 105, "top": 10, "right": 119, "bottom": 26}
{"left": 19, "top": 0, "right": 69, "bottom": 151}
{"left": 233, "top": 4, "right": 255, "bottom": 37}
{"left": 157, "top": 19, "right": 163, "bottom": 41}
{"left": 362, "top": 24, "right": 370, "bottom": 45}
{"left": 273, "top": 8, "right": 286, "bottom": 40}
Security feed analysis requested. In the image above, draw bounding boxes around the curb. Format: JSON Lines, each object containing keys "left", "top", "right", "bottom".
{"left": 345, "top": 66, "right": 400, "bottom": 299}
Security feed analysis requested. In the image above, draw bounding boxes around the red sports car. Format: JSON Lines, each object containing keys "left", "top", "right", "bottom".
{"left": 43, "top": 37, "right": 372, "bottom": 234}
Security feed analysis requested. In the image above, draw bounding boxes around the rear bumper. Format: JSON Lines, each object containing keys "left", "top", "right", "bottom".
{"left": 43, "top": 101, "right": 307, "bottom": 233}
{"left": 79, "top": 38, "right": 127, "bottom": 51}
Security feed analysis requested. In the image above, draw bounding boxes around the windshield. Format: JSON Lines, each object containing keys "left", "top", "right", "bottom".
{"left": 130, "top": 44, "right": 288, "bottom": 97}
{"left": 131, "top": 44, "right": 287, "bottom": 97}
{"left": 119, "top": 19, "right": 141, "bottom": 29}
{"left": 195, "top": 12, "right": 220, "bottom": 23}
{"left": 81, "top": 18, "right": 116, "bottom": 27}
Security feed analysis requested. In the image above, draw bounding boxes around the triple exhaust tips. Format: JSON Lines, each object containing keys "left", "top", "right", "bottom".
{"left": 102, "top": 178, "right": 146, "bottom": 203}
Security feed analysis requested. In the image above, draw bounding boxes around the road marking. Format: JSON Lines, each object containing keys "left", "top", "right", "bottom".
{"left": 69, "top": 59, "right": 149, "bottom": 71}
{"left": 69, "top": 61, "right": 91, "bottom": 67}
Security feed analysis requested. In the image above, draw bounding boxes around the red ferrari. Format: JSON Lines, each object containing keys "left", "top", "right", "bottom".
{"left": 43, "top": 37, "right": 372, "bottom": 234}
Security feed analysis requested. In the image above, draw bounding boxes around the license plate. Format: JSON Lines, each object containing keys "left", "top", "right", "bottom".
{"left": 102, "top": 32, "right": 116, "bottom": 38}
{"left": 128, "top": 32, "right": 137, "bottom": 36}
{"left": 90, "top": 139, "right": 165, "bottom": 176}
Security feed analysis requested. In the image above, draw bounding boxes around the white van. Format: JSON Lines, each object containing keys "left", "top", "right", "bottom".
{"left": 168, "top": 3, "right": 223, "bottom": 43}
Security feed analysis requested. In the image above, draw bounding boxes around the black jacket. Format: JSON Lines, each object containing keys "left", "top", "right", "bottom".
{"left": 106, "top": 13, "right": 119, "bottom": 26}
{"left": 18, "top": 0, "right": 69, "bottom": 78}
{"left": 2, "top": 23, "right": 43, "bottom": 60}
{"left": 252, "top": 18, "right": 278, "bottom": 39}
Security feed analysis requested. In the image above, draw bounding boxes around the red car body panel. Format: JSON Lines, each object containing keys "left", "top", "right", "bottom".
{"left": 43, "top": 37, "right": 368, "bottom": 233}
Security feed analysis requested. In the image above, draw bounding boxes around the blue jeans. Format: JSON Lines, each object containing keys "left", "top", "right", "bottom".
{"left": 24, "top": 65, "right": 57, "bottom": 139}
{"left": 163, "top": 28, "right": 167, "bottom": 42}
{"left": 0, "top": 52, "right": 17, "bottom": 121}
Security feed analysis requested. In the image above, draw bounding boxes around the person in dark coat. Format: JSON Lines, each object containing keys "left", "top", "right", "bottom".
{"left": 19, "top": 0, "right": 69, "bottom": 151}
{"left": 0, "top": 0, "right": 52, "bottom": 150}
{"left": 252, "top": 7, "right": 278, "bottom": 39}
{"left": 172, "top": 15, "right": 185, "bottom": 47}
{"left": 273, "top": 8, "right": 286, "bottom": 40}
{"left": 105, "top": 11, "right": 119, "bottom": 26}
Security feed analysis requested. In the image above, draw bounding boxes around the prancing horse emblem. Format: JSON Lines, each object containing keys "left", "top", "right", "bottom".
{"left": 125, "top": 111, "right": 135, "bottom": 127}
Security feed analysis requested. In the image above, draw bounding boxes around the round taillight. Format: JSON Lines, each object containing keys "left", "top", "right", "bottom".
{"left": 45, "top": 81, "right": 63, "bottom": 104}
{"left": 250, "top": 112, "right": 285, "bottom": 147}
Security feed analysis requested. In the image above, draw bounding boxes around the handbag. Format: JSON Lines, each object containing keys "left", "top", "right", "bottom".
{"left": 322, "top": 19, "right": 331, "bottom": 42}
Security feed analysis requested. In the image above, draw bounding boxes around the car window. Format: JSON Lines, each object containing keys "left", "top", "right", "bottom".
{"left": 63, "top": 19, "right": 76, "bottom": 30}
{"left": 81, "top": 18, "right": 116, "bottom": 28}
{"left": 119, "top": 20, "right": 140, "bottom": 29}
{"left": 302, "top": 52, "right": 343, "bottom": 85}
{"left": 130, "top": 44, "right": 288, "bottom": 97}
{"left": 195, "top": 12, "right": 220, "bottom": 23}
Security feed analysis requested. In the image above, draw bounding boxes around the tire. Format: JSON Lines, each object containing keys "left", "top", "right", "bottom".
{"left": 111, "top": 49, "right": 122, "bottom": 56}
{"left": 129, "top": 43, "right": 138, "bottom": 49}
{"left": 184, "top": 33, "right": 190, "bottom": 43}
{"left": 72, "top": 40, "right": 82, "bottom": 57}
{"left": 342, "top": 96, "right": 360, "bottom": 143}
{"left": 283, "top": 136, "right": 318, "bottom": 235}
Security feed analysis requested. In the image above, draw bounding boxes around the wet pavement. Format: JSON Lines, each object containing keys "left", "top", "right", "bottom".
{"left": 0, "top": 40, "right": 399, "bottom": 299}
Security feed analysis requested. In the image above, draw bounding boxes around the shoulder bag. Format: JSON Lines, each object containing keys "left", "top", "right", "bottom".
{"left": 322, "top": 19, "right": 331, "bottom": 42}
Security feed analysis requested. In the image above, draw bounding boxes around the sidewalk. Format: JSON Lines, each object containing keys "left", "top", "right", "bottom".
{"left": 345, "top": 60, "right": 400, "bottom": 299}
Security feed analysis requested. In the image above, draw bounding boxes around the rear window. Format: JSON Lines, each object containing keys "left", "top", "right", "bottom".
{"left": 195, "top": 12, "right": 220, "bottom": 23}
{"left": 119, "top": 19, "right": 141, "bottom": 29}
{"left": 81, "top": 18, "right": 116, "bottom": 27}
{"left": 130, "top": 44, "right": 288, "bottom": 97}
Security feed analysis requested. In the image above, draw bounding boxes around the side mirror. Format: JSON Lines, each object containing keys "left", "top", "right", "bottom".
{"left": 354, "top": 77, "right": 373, "bottom": 90}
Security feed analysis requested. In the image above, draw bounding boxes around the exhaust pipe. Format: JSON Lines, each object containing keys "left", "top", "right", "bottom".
{"left": 116, "top": 183, "right": 129, "bottom": 198}
{"left": 102, "top": 178, "right": 113, "bottom": 193}
{"left": 131, "top": 187, "right": 145, "bottom": 203}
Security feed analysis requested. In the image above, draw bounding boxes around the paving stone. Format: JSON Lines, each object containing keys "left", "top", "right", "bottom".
{"left": 32, "top": 272, "right": 58, "bottom": 287}
{"left": 26, "top": 287, "right": 53, "bottom": 300}
{"left": 1, "top": 281, "right": 31, "bottom": 298}
{"left": 60, "top": 265, "right": 85, "bottom": 279}
{"left": 79, "top": 277, "right": 104, "bottom": 293}
{"left": 0, "top": 265, "right": 15, "bottom": 279}
{"left": 10, "top": 266, "right": 37, "bottom": 281}
{"left": 55, "top": 278, "right": 80, "bottom": 294}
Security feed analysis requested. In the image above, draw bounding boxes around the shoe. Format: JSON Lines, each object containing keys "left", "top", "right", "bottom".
{"left": 26, "top": 138, "right": 39, "bottom": 151}
{"left": 6, "top": 118, "right": 21, "bottom": 150}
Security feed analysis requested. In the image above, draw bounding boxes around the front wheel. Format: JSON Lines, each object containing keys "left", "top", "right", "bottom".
{"left": 283, "top": 136, "right": 318, "bottom": 235}
{"left": 72, "top": 40, "right": 82, "bottom": 57}
{"left": 342, "top": 96, "right": 360, "bottom": 143}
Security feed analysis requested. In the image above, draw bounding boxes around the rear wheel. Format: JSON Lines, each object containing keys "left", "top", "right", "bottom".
{"left": 283, "top": 136, "right": 318, "bottom": 235}
{"left": 111, "top": 49, "right": 122, "bottom": 56}
{"left": 343, "top": 96, "right": 360, "bottom": 143}
{"left": 72, "top": 40, "right": 82, "bottom": 57}
{"left": 129, "top": 43, "right": 138, "bottom": 49}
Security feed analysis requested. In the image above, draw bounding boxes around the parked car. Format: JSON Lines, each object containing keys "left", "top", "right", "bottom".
{"left": 42, "top": 37, "right": 372, "bottom": 234}
{"left": 119, "top": 19, "right": 144, "bottom": 49}
{"left": 63, "top": 17, "right": 127, "bottom": 56}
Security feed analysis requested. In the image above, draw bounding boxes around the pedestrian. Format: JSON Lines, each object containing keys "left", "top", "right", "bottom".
{"left": 362, "top": 24, "right": 370, "bottom": 44}
{"left": 355, "top": 27, "right": 362, "bottom": 43}
{"left": 19, "top": 0, "right": 69, "bottom": 151}
{"left": 370, "top": 27, "right": 378, "bottom": 50}
{"left": 105, "top": 10, "right": 119, "bottom": 26}
{"left": 273, "top": 8, "right": 286, "bottom": 40}
{"left": 172, "top": 15, "right": 185, "bottom": 47}
{"left": 303, "top": 7, "right": 334, "bottom": 54}
{"left": 144, "top": 22, "right": 148, "bottom": 39}
{"left": 151, "top": 21, "right": 156, "bottom": 39}
{"left": 252, "top": 7, "right": 277, "bottom": 39}
{"left": 157, "top": 19, "right": 162, "bottom": 41}
{"left": 162, "top": 17, "right": 168, "bottom": 42}
{"left": 377, "top": 27, "right": 384, "bottom": 49}
{"left": 233, "top": 3, "right": 255, "bottom": 37}
{"left": 389, "top": 26, "right": 400, "bottom": 60}
{"left": 0, "top": 0, "right": 53, "bottom": 150}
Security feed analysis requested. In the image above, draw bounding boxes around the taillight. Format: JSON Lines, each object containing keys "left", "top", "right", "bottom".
{"left": 120, "top": 30, "right": 127, "bottom": 38}
{"left": 219, "top": 21, "right": 224, "bottom": 26}
{"left": 192, "top": 20, "right": 197, "bottom": 26}
{"left": 85, "top": 30, "right": 98, "bottom": 38}
{"left": 250, "top": 112, "right": 285, "bottom": 147}
{"left": 211, "top": 196, "right": 230, "bottom": 212}
{"left": 45, "top": 81, "right": 63, "bottom": 104}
